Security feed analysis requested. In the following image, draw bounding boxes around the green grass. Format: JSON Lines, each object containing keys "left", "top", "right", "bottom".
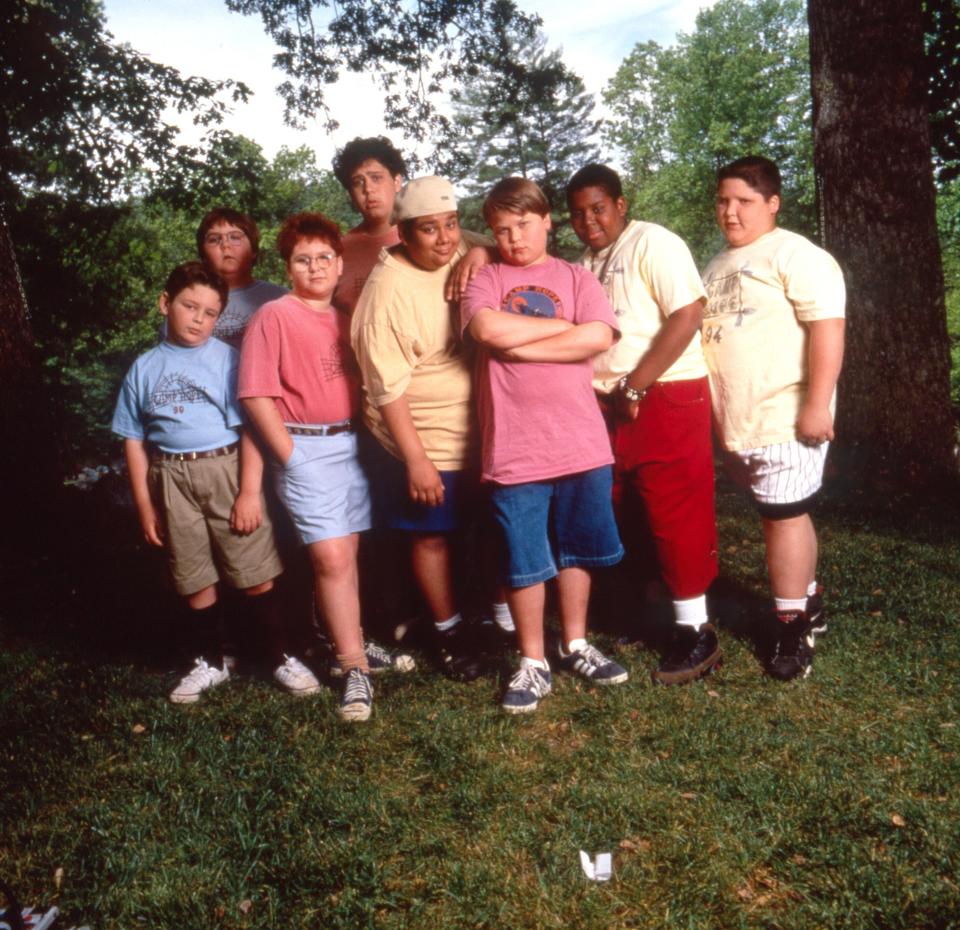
{"left": 3, "top": 483, "right": 960, "bottom": 929}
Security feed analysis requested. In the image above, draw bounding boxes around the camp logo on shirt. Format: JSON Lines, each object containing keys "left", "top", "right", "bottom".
{"left": 502, "top": 285, "right": 564, "bottom": 319}
{"left": 148, "top": 373, "right": 208, "bottom": 413}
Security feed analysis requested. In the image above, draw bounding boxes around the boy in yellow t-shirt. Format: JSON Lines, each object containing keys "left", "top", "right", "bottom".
{"left": 702, "top": 155, "right": 846, "bottom": 681}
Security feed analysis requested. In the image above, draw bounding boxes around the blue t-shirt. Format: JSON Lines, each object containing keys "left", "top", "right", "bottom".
{"left": 112, "top": 339, "right": 243, "bottom": 453}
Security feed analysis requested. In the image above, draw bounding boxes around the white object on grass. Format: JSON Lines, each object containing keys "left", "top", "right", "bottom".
{"left": 579, "top": 850, "right": 612, "bottom": 882}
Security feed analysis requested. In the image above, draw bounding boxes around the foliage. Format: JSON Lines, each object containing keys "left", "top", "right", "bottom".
{"left": 225, "top": 0, "right": 540, "bottom": 145}
{"left": 13, "top": 135, "right": 356, "bottom": 465}
{"left": 3, "top": 484, "right": 960, "bottom": 927}
{"left": 439, "top": 30, "right": 600, "bottom": 252}
{"left": 1, "top": 0, "right": 249, "bottom": 204}
{"left": 602, "top": 0, "right": 812, "bottom": 264}
{"left": 924, "top": 0, "right": 960, "bottom": 182}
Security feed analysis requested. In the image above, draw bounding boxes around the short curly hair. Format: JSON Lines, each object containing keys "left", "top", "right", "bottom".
{"left": 332, "top": 136, "right": 407, "bottom": 189}
{"left": 276, "top": 213, "right": 344, "bottom": 263}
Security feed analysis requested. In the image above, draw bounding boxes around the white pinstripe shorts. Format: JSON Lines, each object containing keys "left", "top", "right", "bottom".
{"left": 725, "top": 441, "right": 828, "bottom": 505}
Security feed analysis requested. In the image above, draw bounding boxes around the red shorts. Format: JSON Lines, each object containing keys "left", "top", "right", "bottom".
{"left": 603, "top": 377, "right": 718, "bottom": 600}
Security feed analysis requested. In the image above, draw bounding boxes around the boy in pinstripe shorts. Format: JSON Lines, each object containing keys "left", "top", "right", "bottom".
{"left": 702, "top": 156, "right": 846, "bottom": 680}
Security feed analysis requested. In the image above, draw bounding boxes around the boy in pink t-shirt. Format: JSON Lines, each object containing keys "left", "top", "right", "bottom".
{"left": 239, "top": 212, "right": 375, "bottom": 722}
{"left": 461, "top": 177, "right": 628, "bottom": 714}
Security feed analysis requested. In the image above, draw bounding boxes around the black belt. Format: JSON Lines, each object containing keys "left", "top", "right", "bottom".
{"left": 153, "top": 442, "right": 238, "bottom": 462}
{"left": 287, "top": 421, "right": 353, "bottom": 437}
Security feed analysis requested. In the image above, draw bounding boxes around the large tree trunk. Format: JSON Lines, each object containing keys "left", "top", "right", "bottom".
{"left": 808, "top": 0, "right": 955, "bottom": 488}
{"left": 0, "top": 213, "right": 64, "bottom": 531}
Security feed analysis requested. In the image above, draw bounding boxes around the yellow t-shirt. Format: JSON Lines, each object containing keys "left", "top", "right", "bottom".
{"left": 586, "top": 221, "right": 708, "bottom": 394}
{"left": 350, "top": 233, "right": 486, "bottom": 470}
{"left": 701, "top": 227, "right": 846, "bottom": 451}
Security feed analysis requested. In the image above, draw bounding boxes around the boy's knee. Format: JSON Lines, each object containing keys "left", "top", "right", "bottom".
{"left": 243, "top": 579, "right": 275, "bottom": 597}
{"left": 309, "top": 539, "right": 356, "bottom": 578}
{"left": 757, "top": 492, "right": 819, "bottom": 522}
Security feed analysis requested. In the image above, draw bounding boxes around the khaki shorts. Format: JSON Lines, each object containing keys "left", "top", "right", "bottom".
{"left": 150, "top": 449, "right": 283, "bottom": 596}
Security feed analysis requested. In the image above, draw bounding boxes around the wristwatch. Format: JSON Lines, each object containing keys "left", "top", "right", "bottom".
{"left": 618, "top": 375, "right": 647, "bottom": 403}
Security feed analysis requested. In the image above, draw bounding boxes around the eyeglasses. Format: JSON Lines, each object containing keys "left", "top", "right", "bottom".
{"left": 204, "top": 231, "right": 247, "bottom": 247}
{"left": 292, "top": 253, "right": 337, "bottom": 270}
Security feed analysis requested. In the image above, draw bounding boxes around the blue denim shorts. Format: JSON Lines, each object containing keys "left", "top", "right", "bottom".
{"left": 490, "top": 466, "right": 624, "bottom": 587}
{"left": 361, "top": 433, "right": 477, "bottom": 533}
{"left": 273, "top": 430, "right": 371, "bottom": 545}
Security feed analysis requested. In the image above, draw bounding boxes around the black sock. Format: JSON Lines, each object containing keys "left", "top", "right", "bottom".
{"left": 248, "top": 586, "right": 286, "bottom": 668}
{"left": 190, "top": 600, "right": 225, "bottom": 668}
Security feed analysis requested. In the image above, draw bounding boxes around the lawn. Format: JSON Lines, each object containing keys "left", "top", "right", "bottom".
{"left": 2, "top": 478, "right": 959, "bottom": 929}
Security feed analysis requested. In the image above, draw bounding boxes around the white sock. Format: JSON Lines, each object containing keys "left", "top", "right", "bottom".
{"left": 562, "top": 637, "right": 587, "bottom": 656}
{"left": 492, "top": 601, "right": 515, "bottom": 632}
{"left": 774, "top": 596, "right": 807, "bottom": 613}
{"left": 674, "top": 594, "right": 708, "bottom": 631}
{"left": 806, "top": 580, "right": 819, "bottom": 597}
{"left": 434, "top": 612, "right": 463, "bottom": 633}
{"left": 520, "top": 655, "right": 549, "bottom": 672}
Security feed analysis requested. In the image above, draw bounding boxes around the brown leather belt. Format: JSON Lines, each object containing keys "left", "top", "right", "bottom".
{"left": 152, "top": 442, "right": 238, "bottom": 462}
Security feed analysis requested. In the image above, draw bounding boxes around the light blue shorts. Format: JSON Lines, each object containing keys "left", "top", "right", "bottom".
{"left": 273, "top": 430, "right": 371, "bottom": 546}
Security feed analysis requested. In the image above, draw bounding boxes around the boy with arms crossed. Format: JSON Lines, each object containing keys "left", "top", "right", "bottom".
{"left": 567, "top": 164, "right": 720, "bottom": 684}
{"left": 702, "top": 155, "right": 845, "bottom": 680}
{"left": 112, "top": 262, "right": 314, "bottom": 703}
{"left": 462, "top": 177, "right": 628, "bottom": 714}
{"left": 239, "top": 213, "right": 376, "bottom": 721}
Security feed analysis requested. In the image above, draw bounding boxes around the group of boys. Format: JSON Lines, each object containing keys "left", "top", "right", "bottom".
{"left": 113, "top": 132, "right": 845, "bottom": 721}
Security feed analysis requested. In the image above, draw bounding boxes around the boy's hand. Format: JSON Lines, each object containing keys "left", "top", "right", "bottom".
{"left": 230, "top": 490, "right": 263, "bottom": 534}
{"left": 138, "top": 503, "right": 165, "bottom": 547}
{"left": 616, "top": 393, "right": 641, "bottom": 423}
{"left": 445, "top": 246, "right": 491, "bottom": 301}
{"left": 406, "top": 455, "right": 445, "bottom": 507}
{"left": 796, "top": 403, "right": 835, "bottom": 445}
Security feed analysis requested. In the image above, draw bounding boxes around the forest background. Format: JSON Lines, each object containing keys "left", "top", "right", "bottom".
{"left": 4, "top": 0, "right": 957, "bottom": 476}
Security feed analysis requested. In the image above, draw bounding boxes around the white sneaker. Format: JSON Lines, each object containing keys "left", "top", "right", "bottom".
{"left": 273, "top": 654, "right": 321, "bottom": 696}
{"left": 169, "top": 658, "right": 229, "bottom": 704}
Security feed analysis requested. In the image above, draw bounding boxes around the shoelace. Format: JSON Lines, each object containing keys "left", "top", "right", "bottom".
{"left": 509, "top": 665, "right": 549, "bottom": 696}
{"left": 343, "top": 669, "right": 371, "bottom": 703}
{"left": 573, "top": 643, "right": 606, "bottom": 669}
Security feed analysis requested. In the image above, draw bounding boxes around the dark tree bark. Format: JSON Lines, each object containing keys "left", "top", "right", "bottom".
{"left": 0, "top": 213, "right": 64, "bottom": 530}
{"left": 808, "top": 0, "right": 955, "bottom": 488}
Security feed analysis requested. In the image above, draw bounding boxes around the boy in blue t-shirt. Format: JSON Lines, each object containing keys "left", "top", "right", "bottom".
{"left": 113, "top": 262, "right": 316, "bottom": 703}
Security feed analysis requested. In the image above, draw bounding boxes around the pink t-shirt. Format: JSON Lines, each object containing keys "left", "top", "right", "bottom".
{"left": 333, "top": 227, "right": 401, "bottom": 315}
{"left": 238, "top": 294, "right": 358, "bottom": 424}
{"left": 461, "top": 257, "right": 618, "bottom": 485}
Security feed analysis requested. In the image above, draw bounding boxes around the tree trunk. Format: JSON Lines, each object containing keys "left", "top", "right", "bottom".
{"left": 808, "top": 0, "right": 955, "bottom": 488}
{"left": 0, "top": 213, "right": 64, "bottom": 530}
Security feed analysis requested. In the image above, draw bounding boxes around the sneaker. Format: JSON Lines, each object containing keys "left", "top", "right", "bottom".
{"left": 765, "top": 611, "right": 815, "bottom": 681}
{"left": 559, "top": 641, "right": 629, "bottom": 685}
{"left": 437, "top": 621, "right": 485, "bottom": 682}
{"left": 477, "top": 615, "right": 517, "bottom": 655}
{"left": 652, "top": 623, "right": 722, "bottom": 686}
{"left": 329, "top": 640, "right": 416, "bottom": 677}
{"left": 338, "top": 667, "right": 373, "bottom": 722}
{"left": 501, "top": 662, "right": 552, "bottom": 714}
{"left": 169, "top": 658, "right": 229, "bottom": 704}
{"left": 274, "top": 654, "right": 321, "bottom": 696}
{"left": 807, "top": 586, "right": 827, "bottom": 637}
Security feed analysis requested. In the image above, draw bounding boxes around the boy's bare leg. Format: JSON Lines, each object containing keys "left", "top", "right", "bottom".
{"left": 507, "top": 582, "right": 546, "bottom": 661}
{"left": 556, "top": 566, "right": 590, "bottom": 649}
{"left": 187, "top": 584, "right": 217, "bottom": 610}
{"left": 308, "top": 534, "right": 364, "bottom": 656}
{"left": 762, "top": 514, "right": 817, "bottom": 601}
{"left": 410, "top": 533, "right": 457, "bottom": 621}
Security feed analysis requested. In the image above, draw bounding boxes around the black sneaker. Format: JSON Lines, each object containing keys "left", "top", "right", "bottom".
{"left": 765, "top": 611, "right": 815, "bottom": 681}
{"left": 807, "top": 586, "right": 827, "bottom": 637}
{"left": 437, "top": 621, "right": 485, "bottom": 682}
{"left": 652, "top": 623, "right": 722, "bottom": 685}
{"left": 558, "top": 641, "right": 628, "bottom": 685}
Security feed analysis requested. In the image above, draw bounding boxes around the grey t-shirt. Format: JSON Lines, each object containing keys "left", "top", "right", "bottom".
{"left": 214, "top": 280, "right": 288, "bottom": 349}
